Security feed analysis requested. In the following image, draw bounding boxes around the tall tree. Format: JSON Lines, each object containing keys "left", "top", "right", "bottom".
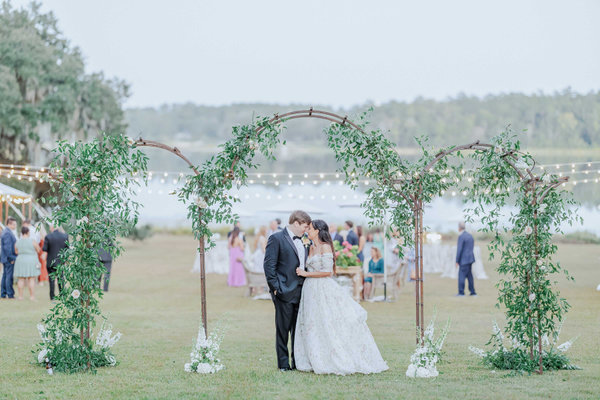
{"left": 0, "top": 1, "right": 129, "bottom": 165}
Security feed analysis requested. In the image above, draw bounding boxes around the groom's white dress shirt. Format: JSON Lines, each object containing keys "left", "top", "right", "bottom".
{"left": 286, "top": 227, "right": 305, "bottom": 271}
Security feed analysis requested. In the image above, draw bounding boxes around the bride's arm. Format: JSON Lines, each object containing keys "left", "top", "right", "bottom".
{"left": 296, "top": 268, "right": 331, "bottom": 278}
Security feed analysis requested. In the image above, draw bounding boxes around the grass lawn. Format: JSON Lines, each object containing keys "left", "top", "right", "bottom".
{"left": 1, "top": 235, "right": 599, "bottom": 399}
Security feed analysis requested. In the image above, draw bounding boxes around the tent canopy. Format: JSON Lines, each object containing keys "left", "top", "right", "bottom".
{"left": 0, "top": 183, "right": 32, "bottom": 200}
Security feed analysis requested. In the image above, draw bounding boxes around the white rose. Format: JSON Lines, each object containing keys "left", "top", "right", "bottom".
{"left": 537, "top": 259, "right": 543, "bottom": 266}
{"left": 91, "top": 173, "right": 99, "bottom": 182}
{"left": 38, "top": 349, "right": 48, "bottom": 363}
{"left": 195, "top": 197, "right": 208, "bottom": 209}
{"left": 539, "top": 204, "right": 547, "bottom": 213}
{"left": 542, "top": 174, "right": 552, "bottom": 184}
{"left": 72, "top": 289, "right": 80, "bottom": 299}
{"left": 524, "top": 226, "right": 533, "bottom": 235}
{"left": 529, "top": 293, "right": 535, "bottom": 302}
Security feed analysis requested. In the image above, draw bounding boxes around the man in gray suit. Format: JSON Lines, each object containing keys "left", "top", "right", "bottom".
{"left": 455, "top": 222, "right": 476, "bottom": 297}
{"left": 97, "top": 240, "right": 113, "bottom": 292}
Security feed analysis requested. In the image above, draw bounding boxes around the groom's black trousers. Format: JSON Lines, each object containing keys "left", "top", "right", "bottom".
{"left": 272, "top": 288, "right": 302, "bottom": 369}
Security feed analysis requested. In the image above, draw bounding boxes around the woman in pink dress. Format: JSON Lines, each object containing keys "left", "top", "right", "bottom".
{"left": 227, "top": 227, "right": 247, "bottom": 287}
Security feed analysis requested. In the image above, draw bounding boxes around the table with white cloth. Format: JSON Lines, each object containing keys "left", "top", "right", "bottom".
{"left": 423, "top": 244, "right": 488, "bottom": 279}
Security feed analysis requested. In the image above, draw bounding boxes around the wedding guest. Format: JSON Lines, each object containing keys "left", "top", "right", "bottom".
{"left": 386, "top": 233, "right": 402, "bottom": 275}
{"left": 366, "top": 232, "right": 374, "bottom": 243}
{"left": 344, "top": 221, "right": 358, "bottom": 246}
{"left": 227, "top": 227, "right": 246, "bottom": 287}
{"left": 329, "top": 223, "right": 343, "bottom": 243}
{"left": 97, "top": 239, "right": 113, "bottom": 292}
{"left": 356, "top": 226, "right": 367, "bottom": 262}
{"left": 364, "top": 247, "right": 384, "bottom": 299}
{"left": 1, "top": 217, "right": 18, "bottom": 299}
{"left": 275, "top": 218, "right": 282, "bottom": 230}
{"left": 42, "top": 225, "right": 69, "bottom": 301}
{"left": 372, "top": 228, "right": 384, "bottom": 252}
{"left": 268, "top": 220, "right": 282, "bottom": 237}
{"left": 14, "top": 226, "right": 41, "bottom": 301}
{"left": 35, "top": 223, "right": 48, "bottom": 286}
{"left": 405, "top": 246, "right": 416, "bottom": 282}
{"left": 455, "top": 222, "right": 476, "bottom": 297}
{"left": 228, "top": 221, "right": 246, "bottom": 242}
{"left": 252, "top": 226, "right": 268, "bottom": 273}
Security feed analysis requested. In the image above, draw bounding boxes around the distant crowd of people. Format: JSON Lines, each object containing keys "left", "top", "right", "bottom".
{"left": 0, "top": 217, "right": 114, "bottom": 301}
{"left": 224, "top": 218, "right": 413, "bottom": 297}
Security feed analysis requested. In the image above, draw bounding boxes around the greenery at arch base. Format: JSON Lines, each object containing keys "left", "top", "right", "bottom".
{"left": 36, "top": 110, "right": 581, "bottom": 374}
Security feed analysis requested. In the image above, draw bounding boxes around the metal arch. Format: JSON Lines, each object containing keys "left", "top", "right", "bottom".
{"left": 389, "top": 140, "right": 570, "bottom": 343}
{"left": 130, "top": 109, "right": 367, "bottom": 339}
{"left": 256, "top": 109, "right": 365, "bottom": 134}
{"left": 133, "top": 138, "right": 207, "bottom": 337}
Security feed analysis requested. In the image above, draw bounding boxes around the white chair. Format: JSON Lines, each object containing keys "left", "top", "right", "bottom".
{"left": 369, "top": 261, "right": 406, "bottom": 301}
{"left": 242, "top": 260, "right": 267, "bottom": 297}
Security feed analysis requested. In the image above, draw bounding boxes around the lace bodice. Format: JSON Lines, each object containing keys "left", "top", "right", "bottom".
{"left": 306, "top": 253, "right": 334, "bottom": 273}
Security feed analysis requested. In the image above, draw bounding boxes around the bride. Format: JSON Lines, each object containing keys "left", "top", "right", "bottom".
{"left": 293, "top": 219, "right": 388, "bottom": 375}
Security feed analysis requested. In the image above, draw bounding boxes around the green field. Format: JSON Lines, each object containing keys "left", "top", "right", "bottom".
{"left": 1, "top": 235, "right": 599, "bottom": 399}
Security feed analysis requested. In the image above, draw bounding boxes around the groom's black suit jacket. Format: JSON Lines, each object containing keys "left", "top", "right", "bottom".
{"left": 263, "top": 229, "right": 308, "bottom": 303}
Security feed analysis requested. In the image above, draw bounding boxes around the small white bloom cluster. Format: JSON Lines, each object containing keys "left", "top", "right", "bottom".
{"left": 185, "top": 319, "right": 228, "bottom": 374}
{"left": 515, "top": 159, "right": 529, "bottom": 170}
{"left": 76, "top": 216, "right": 89, "bottom": 226}
{"left": 95, "top": 321, "right": 122, "bottom": 349}
{"left": 406, "top": 308, "right": 450, "bottom": 378}
{"left": 468, "top": 345, "right": 485, "bottom": 357}
{"left": 524, "top": 226, "right": 533, "bottom": 235}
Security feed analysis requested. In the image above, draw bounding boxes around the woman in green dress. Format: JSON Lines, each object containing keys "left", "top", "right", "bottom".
{"left": 363, "top": 247, "right": 384, "bottom": 299}
{"left": 14, "top": 226, "right": 42, "bottom": 301}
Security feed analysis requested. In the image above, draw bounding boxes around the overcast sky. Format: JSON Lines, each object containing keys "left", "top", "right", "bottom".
{"left": 11, "top": 0, "right": 600, "bottom": 109}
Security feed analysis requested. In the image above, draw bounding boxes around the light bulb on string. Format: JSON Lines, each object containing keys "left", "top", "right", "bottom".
{"left": 326, "top": 181, "right": 330, "bottom": 186}
{"left": 313, "top": 180, "right": 318, "bottom": 185}
{"left": 301, "top": 181, "right": 305, "bottom": 186}
{"left": 275, "top": 181, "right": 279, "bottom": 186}
{"left": 288, "top": 174, "right": 292, "bottom": 178}
{"left": 257, "top": 174, "right": 261, "bottom": 178}
{"left": 287, "top": 181, "right": 292, "bottom": 186}
{"left": 304, "top": 174, "right": 308, "bottom": 178}
{"left": 272, "top": 173, "right": 277, "bottom": 178}
{"left": 320, "top": 174, "right": 324, "bottom": 179}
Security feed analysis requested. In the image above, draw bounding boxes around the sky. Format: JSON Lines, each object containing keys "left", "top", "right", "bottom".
{"left": 10, "top": 0, "right": 600, "bottom": 109}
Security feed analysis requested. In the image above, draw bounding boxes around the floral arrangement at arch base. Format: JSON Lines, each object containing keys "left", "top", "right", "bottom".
{"left": 468, "top": 318, "right": 580, "bottom": 373}
{"left": 406, "top": 307, "right": 451, "bottom": 378}
{"left": 185, "top": 316, "right": 229, "bottom": 374}
{"left": 333, "top": 241, "right": 360, "bottom": 268}
{"left": 35, "top": 318, "right": 122, "bottom": 373}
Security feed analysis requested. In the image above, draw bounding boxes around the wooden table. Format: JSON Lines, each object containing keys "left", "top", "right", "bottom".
{"left": 336, "top": 266, "right": 363, "bottom": 302}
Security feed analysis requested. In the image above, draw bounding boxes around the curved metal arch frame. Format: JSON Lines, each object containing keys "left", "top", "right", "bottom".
{"left": 391, "top": 140, "right": 569, "bottom": 363}
{"left": 132, "top": 109, "right": 367, "bottom": 337}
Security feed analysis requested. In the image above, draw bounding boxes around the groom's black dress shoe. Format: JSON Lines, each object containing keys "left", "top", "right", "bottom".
{"left": 279, "top": 367, "right": 292, "bottom": 372}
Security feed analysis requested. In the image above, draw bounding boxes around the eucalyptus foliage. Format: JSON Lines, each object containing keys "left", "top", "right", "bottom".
{"left": 35, "top": 134, "right": 148, "bottom": 372}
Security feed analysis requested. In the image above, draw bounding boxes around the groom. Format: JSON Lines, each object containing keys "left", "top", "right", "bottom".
{"left": 263, "top": 210, "right": 311, "bottom": 371}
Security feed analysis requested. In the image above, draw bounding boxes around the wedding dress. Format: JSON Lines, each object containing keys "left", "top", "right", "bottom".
{"left": 294, "top": 253, "right": 388, "bottom": 375}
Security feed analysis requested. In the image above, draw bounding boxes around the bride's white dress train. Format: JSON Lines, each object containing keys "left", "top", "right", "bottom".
{"left": 294, "top": 253, "right": 388, "bottom": 375}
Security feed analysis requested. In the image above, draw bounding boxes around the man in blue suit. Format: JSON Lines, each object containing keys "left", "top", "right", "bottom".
{"left": 455, "top": 222, "right": 476, "bottom": 297}
{"left": 1, "top": 217, "right": 18, "bottom": 299}
{"left": 344, "top": 221, "right": 359, "bottom": 246}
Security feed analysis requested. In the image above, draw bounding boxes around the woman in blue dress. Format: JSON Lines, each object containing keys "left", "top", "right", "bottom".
{"left": 363, "top": 247, "right": 384, "bottom": 299}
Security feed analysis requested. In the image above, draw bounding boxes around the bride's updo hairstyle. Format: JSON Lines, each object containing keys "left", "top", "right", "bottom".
{"left": 311, "top": 219, "right": 336, "bottom": 273}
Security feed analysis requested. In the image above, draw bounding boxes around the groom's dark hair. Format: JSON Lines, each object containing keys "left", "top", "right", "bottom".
{"left": 289, "top": 210, "right": 311, "bottom": 225}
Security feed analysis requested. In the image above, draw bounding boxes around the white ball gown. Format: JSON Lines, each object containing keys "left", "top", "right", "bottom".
{"left": 294, "top": 253, "right": 388, "bottom": 375}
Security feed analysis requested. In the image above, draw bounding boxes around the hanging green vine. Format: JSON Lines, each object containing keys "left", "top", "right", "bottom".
{"left": 35, "top": 134, "right": 148, "bottom": 373}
